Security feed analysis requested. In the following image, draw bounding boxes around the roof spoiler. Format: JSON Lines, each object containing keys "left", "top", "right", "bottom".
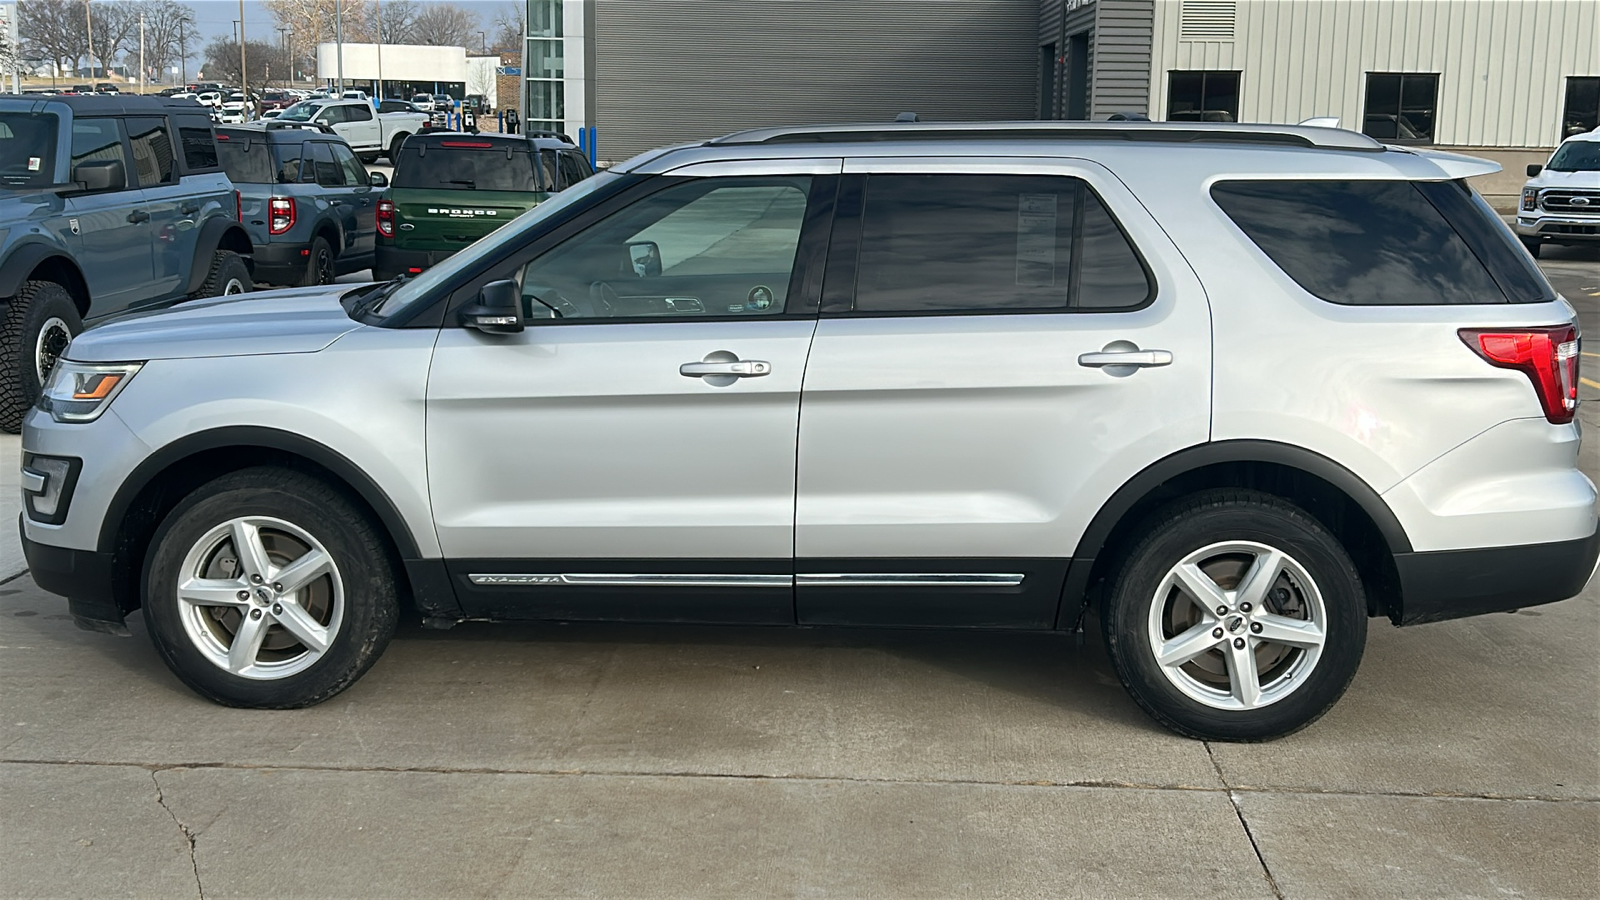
{"left": 1393, "top": 146, "right": 1502, "bottom": 179}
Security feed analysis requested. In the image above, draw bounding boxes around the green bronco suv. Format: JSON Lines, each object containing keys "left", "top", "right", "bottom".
{"left": 0, "top": 94, "right": 253, "bottom": 431}
{"left": 374, "top": 131, "right": 592, "bottom": 280}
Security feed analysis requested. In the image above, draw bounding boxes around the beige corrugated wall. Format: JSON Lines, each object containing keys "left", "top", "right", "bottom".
{"left": 1150, "top": 0, "right": 1600, "bottom": 149}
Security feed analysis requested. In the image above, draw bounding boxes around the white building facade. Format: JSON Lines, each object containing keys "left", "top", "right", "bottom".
{"left": 316, "top": 42, "right": 501, "bottom": 103}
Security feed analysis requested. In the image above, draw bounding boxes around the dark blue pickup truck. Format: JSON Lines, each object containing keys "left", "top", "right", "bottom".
{"left": 0, "top": 94, "right": 253, "bottom": 431}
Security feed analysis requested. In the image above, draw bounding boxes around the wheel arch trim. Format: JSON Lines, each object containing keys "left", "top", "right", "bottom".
{"left": 1072, "top": 440, "right": 1414, "bottom": 565}
{"left": 183, "top": 220, "right": 256, "bottom": 295}
{"left": 98, "top": 425, "right": 422, "bottom": 559}
{"left": 0, "top": 242, "right": 86, "bottom": 303}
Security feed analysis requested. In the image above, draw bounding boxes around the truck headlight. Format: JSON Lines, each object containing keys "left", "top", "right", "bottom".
{"left": 1521, "top": 189, "right": 1537, "bottom": 212}
{"left": 37, "top": 360, "right": 143, "bottom": 423}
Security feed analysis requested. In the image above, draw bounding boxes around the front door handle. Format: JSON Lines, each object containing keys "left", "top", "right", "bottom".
{"left": 126, "top": 210, "right": 151, "bottom": 224}
{"left": 1078, "top": 349, "right": 1172, "bottom": 368}
{"left": 680, "top": 360, "right": 772, "bottom": 378}
{"left": 179, "top": 203, "right": 200, "bottom": 215}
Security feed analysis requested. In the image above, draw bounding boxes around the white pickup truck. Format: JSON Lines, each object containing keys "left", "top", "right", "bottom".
{"left": 272, "top": 98, "right": 429, "bottom": 164}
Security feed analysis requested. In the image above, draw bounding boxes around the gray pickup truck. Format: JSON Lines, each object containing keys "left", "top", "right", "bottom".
{"left": 0, "top": 94, "right": 254, "bottom": 431}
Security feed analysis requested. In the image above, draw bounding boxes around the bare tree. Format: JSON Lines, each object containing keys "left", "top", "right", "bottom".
{"left": 262, "top": 0, "right": 370, "bottom": 77}
{"left": 410, "top": 1, "right": 479, "bottom": 47}
{"left": 203, "top": 37, "right": 288, "bottom": 88}
{"left": 369, "top": 0, "right": 419, "bottom": 43}
{"left": 20, "top": 0, "right": 90, "bottom": 80}
{"left": 136, "top": 0, "right": 197, "bottom": 82}
{"left": 490, "top": 1, "right": 523, "bottom": 52}
{"left": 88, "top": 0, "right": 138, "bottom": 79}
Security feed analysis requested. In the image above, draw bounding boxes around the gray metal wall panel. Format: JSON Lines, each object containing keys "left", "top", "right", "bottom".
{"left": 1091, "top": 0, "right": 1155, "bottom": 118}
{"left": 593, "top": 0, "right": 1039, "bottom": 162}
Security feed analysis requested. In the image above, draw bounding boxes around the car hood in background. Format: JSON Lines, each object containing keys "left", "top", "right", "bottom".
{"left": 65, "top": 285, "right": 367, "bottom": 362}
{"left": 1529, "top": 170, "right": 1600, "bottom": 189}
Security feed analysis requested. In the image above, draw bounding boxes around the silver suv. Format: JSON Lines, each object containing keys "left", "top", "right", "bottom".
{"left": 21, "top": 122, "right": 1595, "bottom": 741}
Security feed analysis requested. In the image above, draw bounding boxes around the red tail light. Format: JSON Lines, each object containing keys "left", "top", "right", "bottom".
{"left": 440, "top": 141, "right": 493, "bottom": 148}
{"left": 268, "top": 196, "right": 295, "bottom": 235}
{"left": 1459, "top": 326, "right": 1580, "bottom": 425}
{"left": 377, "top": 199, "right": 395, "bottom": 237}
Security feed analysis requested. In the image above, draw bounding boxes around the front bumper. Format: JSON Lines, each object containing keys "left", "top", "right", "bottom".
{"left": 1394, "top": 527, "right": 1600, "bottom": 625}
{"left": 1515, "top": 213, "right": 1600, "bottom": 241}
{"left": 20, "top": 519, "right": 125, "bottom": 631}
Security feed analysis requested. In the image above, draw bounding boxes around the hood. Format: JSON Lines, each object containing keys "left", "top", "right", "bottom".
{"left": 1529, "top": 168, "right": 1600, "bottom": 189}
{"left": 66, "top": 284, "right": 366, "bottom": 363}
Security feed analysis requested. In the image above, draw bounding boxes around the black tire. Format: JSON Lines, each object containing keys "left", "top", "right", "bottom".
{"left": 141, "top": 467, "right": 400, "bottom": 708}
{"left": 301, "top": 236, "right": 336, "bottom": 287}
{"left": 192, "top": 249, "right": 253, "bottom": 299}
{"left": 0, "top": 280, "right": 82, "bottom": 433}
{"left": 388, "top": 133, "right": 410, "bottom": 162}
{"left": 359, "top": 152, "right": 380, "bottom": 165}
{"left": 1519, "top": 236, "right": 1542, "bottom": 259}
{"left": 1101, "top": 489, "right": 1367, "bottom": 742}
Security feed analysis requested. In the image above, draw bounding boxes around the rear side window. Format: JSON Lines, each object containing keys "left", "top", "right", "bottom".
{"left": 125, "top": 117, "right": 176, "bottom": 186}
{"left": 851, "top": 174, "right": 1153, "bottom": 313}
{"left": 215, "top": 136, "right": 275, "bottom": 183}
{"left": 176, "top": 115, "right": 218, "bottom": 171}
{"left": 1212, "top": 180, "right": 1553, "bottom": 305}
{"left": 394, "top": 144, "right": 542, "bottom": 192}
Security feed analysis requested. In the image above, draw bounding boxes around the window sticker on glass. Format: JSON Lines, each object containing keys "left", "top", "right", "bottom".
{"left": 1016, "top": 193, "right": 1058, "bottom": 286}
{"left": 28, "top": 157, "right": 40, "bottom": 171}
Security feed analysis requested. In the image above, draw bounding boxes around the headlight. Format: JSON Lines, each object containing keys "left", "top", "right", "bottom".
{"left": 1521, "top": 189, "right": 1538, "bottom": 212}
{"left": 37, "top": 360, "right": 143, "bottom": 423}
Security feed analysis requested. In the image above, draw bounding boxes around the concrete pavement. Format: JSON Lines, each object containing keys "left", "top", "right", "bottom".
{"left": 1, "top": 256, "right": 1597, "bottom": 899}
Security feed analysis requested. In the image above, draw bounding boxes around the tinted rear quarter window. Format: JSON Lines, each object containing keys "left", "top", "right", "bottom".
{"left": 852, "top": 174, "right": 1153, "bottom": 313}
{"left": 1212, "top": 179, "right": 1552, "bottom": 305}
{"left": 394, "top": 144, "right": 541, "bottom": 192}
{"left": 176, "top": 115, "right": 218, "bottom": 171}
{"left": 215, "top": 137, "right": 275, "bottom": 183}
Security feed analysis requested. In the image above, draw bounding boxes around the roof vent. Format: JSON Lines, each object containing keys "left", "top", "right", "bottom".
{"left": 1180, "top": 0, "right": 1237, "bottom": 41}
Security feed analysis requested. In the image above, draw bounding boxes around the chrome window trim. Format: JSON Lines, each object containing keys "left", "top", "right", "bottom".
{"left": 797, "top": 574, "right": 1026, "bottom": 587}
{"left": 468, "top": 573, "right": 792, "bottom": 588}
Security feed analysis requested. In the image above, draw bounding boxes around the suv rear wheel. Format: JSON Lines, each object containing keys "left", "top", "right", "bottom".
{"left": 142, "top": 467, "right": 400, "bottom": 708}
{"left": 1101, "top": 489, "right": 1367, "bottom": 741}
{"left": 193, "top": 249, "right": 252, "bottom": 299}
{"left": 302, "top": 236, "right": 335, "bottom": 286}
{"left": 0, "top": 279, "right": 83, "bottom": 432}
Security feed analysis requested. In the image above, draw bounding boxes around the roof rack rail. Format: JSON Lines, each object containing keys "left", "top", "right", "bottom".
{"left": 708, "top": 120, "right": 1385, "bottom": 152}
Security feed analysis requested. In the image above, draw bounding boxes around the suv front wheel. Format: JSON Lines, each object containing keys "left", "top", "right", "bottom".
{"left": 0, "top": 279, "right": 83, "bottom": 432}
{"left": 142, "top": 467, "right": 400, "bottom": 708}
{"left": 1102, "top": 490, "right": 1367, "bottom": 741}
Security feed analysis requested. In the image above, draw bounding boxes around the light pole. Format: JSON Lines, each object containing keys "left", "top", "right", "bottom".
{"left": 277, "top": 27, "right": 289, "bottom": 87}
{"left": 83, "top": 0, "right": 93, "bottom": 83}
{"left": 238, "top": 0, "right": 247, "bottom": 107}
{"left": 178, "top": 21, "right": 186, "bottom": 85}
{"left": 478, "top": 31, "right": 487, "bottom": 54}
{"left": 375, "top": 0, "right": 383, "bottom": 100}
{"left": 139, "top": 14, "right": 145, "bottom": 93}
{"left": 335, "top": 0, "right": 344, "bottom": 92}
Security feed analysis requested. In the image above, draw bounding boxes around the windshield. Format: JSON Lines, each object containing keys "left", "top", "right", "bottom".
{"left": 1546, "top": 140, "right": 1600, "bottom": 173}
{"left": 372, "top": 170, "right": 622, "bottom": 317}
{"left": 0, "top": 112, "right": 59, "bottom": 188}
{"left": 394, "top": 143, "right": 544, "bottom": 192}
{"left": 276, "top": 101, "right": 321, "bottom": 122}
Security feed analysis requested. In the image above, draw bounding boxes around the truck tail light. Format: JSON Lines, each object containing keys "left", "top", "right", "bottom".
{"left": 377, "top": 199, "right": 395, "bottom": 237}
{"left": 268, "top": 196, "right": 295, "bottom": 235}
{"left": 1459, "top": 326, "right": 1580, "bottom": 425}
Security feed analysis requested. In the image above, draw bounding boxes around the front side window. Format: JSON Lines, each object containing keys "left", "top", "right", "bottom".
{"left": 1362, "top": 73, "right": 1439, "bottom": 143}
{"left": 1561, "top": 77, "right": 1599, "bottom": 138}
{"left": 851, "top": 174, "right": 1151, "bottom": 314}
{"left": 125, "top": 117, "right": 176, "bottom": 187}
{"left": 0, "top": 112, "right": 59, "bottom": 188}
{"left": 1167, "top": 70, "right": 1240, "bottom": 122}
{"left": 1211, "top": 179, "right": 1552, "bottom": 305}
{"left": 516, "top": 177, "right": 813, "bottom": 320}
{"left": 68, "top": 117, "right": 127, "bottom": 190}
{"left": 330, "top": 143, "right": 367, "bottom": 187}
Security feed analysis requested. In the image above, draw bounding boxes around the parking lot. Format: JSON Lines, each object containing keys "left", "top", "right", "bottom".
{"left": 1, "top": 248, "right": 1596, "bottom": 898}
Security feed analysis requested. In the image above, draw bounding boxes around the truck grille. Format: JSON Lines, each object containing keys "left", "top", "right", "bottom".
{"left": 1540, "top": 190, "right": 1600, "bottom": 214}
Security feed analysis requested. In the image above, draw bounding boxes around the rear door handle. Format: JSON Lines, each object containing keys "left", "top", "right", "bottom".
{"left": 680, "top": 360, "right": 772, "bottom": 378}
{"left": 1078, "top": 349, "right": 1172, "bottom": 368}
{"left": 126, "top": 210, "right": 150, "bottom": 224}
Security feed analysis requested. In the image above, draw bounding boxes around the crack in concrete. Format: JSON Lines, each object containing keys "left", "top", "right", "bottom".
{"left": 5, "top": 757, "right": 1593, "bottom": 804}
{"left": 1206, "top": 742, "right": 1284, "bottom": 900}
{"left": 151, "top": 769, "right": 205, "bottom": 900}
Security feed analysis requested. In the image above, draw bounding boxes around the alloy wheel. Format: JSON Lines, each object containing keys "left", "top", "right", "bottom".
{"left": 175, "top": 515, "right": 344, "bottom": 680}
{"left": 34, "top": 316, "right": 71, "bottom": 384}
{"left": 1146, "top": 540, "right": 1327, "bottom": 710}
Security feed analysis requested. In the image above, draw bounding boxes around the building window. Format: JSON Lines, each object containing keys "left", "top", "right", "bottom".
{"left": 1167, "top": 71, "right": 1239, "bottom": 122}
{"left": 1563, "top": 77, "right": 1600, "bottom": 138}
{"left": 1362, "top": 73, "right": 1438, "bottom": 143}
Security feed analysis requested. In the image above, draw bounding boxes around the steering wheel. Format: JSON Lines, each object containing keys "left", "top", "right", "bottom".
{"left": 587, "top": 281, "right": 620, "bottom": 318}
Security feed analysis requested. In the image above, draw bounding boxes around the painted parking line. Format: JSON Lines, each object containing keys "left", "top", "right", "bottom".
{"left": 1584, "top": 377, "right": 1600, "bottom": 390}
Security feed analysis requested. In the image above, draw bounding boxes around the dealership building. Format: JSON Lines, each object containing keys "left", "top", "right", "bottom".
{"left": 522, "top": 0, "right": 1597, "bottom": 206}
